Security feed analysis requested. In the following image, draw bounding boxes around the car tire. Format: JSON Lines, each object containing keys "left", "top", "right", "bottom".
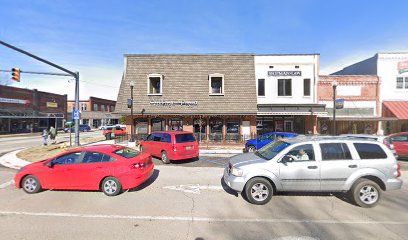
{"left": 244, "top": 177, "right": 273, "bottom": 205}
{"left": 350, "top": 178, "right": 382, "bottom": 208}
{"left": 161, "top": 151, "right": 170, "bottom": 164}
{"left": 106, "top": 134, "right": 111, "bottom": 140}
{"left": 101, "top": 177, "right": 122, "bottom": 196}
{"left": 247, "top": 145, "right": 256, "bottom": 152}
{"left": 22, "top": 175, "right": 42, "bottom": 194}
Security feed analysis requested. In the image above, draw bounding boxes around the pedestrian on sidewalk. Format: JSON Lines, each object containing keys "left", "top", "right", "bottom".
{"left": 42, "top": 129, "right": 48, "bottom": 146}
{"left": 49, "top": 126, "right": 57, "bottom": 144}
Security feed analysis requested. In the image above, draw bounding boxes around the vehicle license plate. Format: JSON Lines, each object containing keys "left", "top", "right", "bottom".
{"left": 186, "top": 146, "right": 191, "bottom": 150}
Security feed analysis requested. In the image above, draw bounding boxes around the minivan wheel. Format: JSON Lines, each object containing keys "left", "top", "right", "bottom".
{"left": 350, "top": 178, "right": 382, "bottom": 208}
{"left": 245, "top": 177, "right": 273, "bottom": 205}
{"left": 161, "top": 151, "right": 170, "bottom": 164}
{"left": 101, "top": 177, "right": 122, "bottom": 196}
{"left": 22, "top": 175, "right": 42, "bottom": 194}
{"left": 247, "top": 145, "right": 256, "bottom": 152}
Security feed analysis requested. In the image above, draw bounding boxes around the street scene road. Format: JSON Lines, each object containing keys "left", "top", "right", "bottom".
{"left": 0, "top": 164, "right": 407, "bottom": 240}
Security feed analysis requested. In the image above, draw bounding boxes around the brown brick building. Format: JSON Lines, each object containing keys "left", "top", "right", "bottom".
{"left": 67, "top": 97, "right": 119, "bottom": 128}
{"left": 317, "top": 75, "right": 381, "bottom": 134}
{"left": 115, "top": 54, "right": 258, "bottom": 142}
{"left": 0, "top": 85, "right": 67, "bottom": 134}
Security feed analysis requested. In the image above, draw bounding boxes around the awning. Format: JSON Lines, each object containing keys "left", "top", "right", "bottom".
{"left": 0, "top": 109, "right": 64, "bottom": 119}
{"left": 319, "top": 116, "right": 398, "bottom": 121}
{"left": 383, "top": 101, "right": 408, "bottom": 120}
{"left": 257, "top": 104, "right": 327, "bottom": 116}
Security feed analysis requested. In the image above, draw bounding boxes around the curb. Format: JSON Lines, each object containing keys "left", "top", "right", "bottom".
{"left": 0, "top": 149, "right": 31, "bottom": 169}
{"left": 199, "top": 150, "right": 243, "bottom": 154}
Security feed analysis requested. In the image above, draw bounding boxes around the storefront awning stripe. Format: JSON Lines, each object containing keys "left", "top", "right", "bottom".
{"left": 383, "top": 101, "right": 408, "bottom": 120}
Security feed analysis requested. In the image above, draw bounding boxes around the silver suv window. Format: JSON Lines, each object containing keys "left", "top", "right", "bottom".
{"left": 353, "top": 143, "right": 387, "bottom": 159}
{"left": 285, "top": 144, "right": 315, "bottom": 161}
{"left": 320, "top": 143, "right": 352, "bottom": 161}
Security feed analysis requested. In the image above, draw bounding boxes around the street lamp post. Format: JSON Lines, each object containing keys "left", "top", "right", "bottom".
{"left": 130, "top": 81, "right": 135, "bottom": 142}
{"left": 332, "top": 80, "right": 338, "bottom": 135}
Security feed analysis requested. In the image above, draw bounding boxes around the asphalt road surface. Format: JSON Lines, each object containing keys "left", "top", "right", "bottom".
{"left": 0, "top": 131, "right": 103, "bottom": 155}
{"left": 0, "top": 164, "right": 407, "bottom": 240}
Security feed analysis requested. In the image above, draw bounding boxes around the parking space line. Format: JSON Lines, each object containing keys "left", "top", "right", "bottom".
{"left": 0, "top": 211, "right": 407, "bottom": 225}
{"left": 0, "top": 180, "right": 14, "bottom": 189}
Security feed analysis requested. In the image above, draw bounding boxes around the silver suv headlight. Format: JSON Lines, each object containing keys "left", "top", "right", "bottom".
{"left": 231, "top": 166, "right": 243, "bottom": 177}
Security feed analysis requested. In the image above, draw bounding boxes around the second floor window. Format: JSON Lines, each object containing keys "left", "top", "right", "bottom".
{"left": 101, "top": 105, "right": 105, "bottom": 112}
{"left": 303, "top": 78, "right": 311, "bottom": 96}
{"left": 278, "top": 79, "right": 292, "bottom": 96}
{"left": 148, "top": 74, "right": 163, "bottom": 95}
{"left": 93, "top": 103, "right": 98, "bottom": 111}
{"left": 396, "top": 77, "right": 408, "bottom": 89}
{"left": 258, "top": 79, "right": 265, "bottom": 96}
{"left": 81, "top": 103, "right": 87, "bottom": 111}
{"left": 209, "top": 74, "right": 224, "bottom": 95}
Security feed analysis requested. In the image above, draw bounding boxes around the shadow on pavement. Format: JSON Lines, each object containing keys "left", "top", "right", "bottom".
{"left": 170, "top": 157, "right": 200, "bottom": 164}
{"left": 129, "top": 169, "right": 160, "bottom": 192}
{"left": 276, "top": 191, "right": 358, "bottom": 207}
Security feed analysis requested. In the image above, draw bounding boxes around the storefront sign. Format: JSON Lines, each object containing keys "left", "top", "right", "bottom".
{"left": 46, "top": 102, "right": 58, "bottom": 108}
{"left": 398, "top": 60, "right": 408, "bottom": 74}
{"left": 267, "top": 71, "right": 301, "bottom": 77}
{"left": 0, "top": 97, "right": 30, "bottom": 105}
{"left": 150, "top": 100, "right": 198, "bottom": 107}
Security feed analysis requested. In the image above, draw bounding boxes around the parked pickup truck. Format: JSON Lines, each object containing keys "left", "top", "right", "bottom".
{"left": 103, "top": 126, "right": 126, "bottom": 140}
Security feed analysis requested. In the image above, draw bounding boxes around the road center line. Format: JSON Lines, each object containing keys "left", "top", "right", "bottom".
{"left": 0, "top": 211, "right": 407, "bottom": 225}
{"left": 0, "top": 180, "right": 14, "bottom": 189}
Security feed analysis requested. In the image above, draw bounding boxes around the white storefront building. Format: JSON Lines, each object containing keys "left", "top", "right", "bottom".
{"left": 255, "top": 54, "right": 326, "bottom": 134}
{"left": 333, "top": 52, "right": 408, "bottom": 134}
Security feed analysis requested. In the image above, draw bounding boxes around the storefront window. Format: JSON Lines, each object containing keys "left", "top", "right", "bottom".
{"left": 0, "top": 119, "right": 9, "bottom": 133}
{"left": 226, "top": 120, "right": 240, "bottom": 142}
{"left": 169, "top": 118, "right": 183, "bottom": 131}
{"left": 135, "top": 119, "right": 148, "bottom": 134}
{"left": 209, "top": 118, "right": 223, "bottom": 141}
{"left": 194, "top": 118, "right": 207, "bottom": 141}
{"left": 227, "top": 120, "right": 239, "bottom": 133}
{"left": 152, "top": 118, "right": 165, "bottom": 132}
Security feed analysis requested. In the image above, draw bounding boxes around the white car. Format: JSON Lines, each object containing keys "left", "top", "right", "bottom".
{"left": 115, "top": 124, "right": 127, "bottom": 128}
{"left": 99, "top": 124, "right": 114, "bottom": 130}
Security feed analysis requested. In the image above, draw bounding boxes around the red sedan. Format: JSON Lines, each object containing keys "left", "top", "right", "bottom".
{"left": 14, "top": 144, "right": 154, "bottom": 196}
{"left": 387, "top": 132, "right": 408, "bottom": 159}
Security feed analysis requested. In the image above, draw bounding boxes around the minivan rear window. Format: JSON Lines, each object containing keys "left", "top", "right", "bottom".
{"left": 113, "top": 148, "right": 140, "bottom": 159}
{"left": 353, "top": 143, "right": 387, "bottom": 159}
{"left": 176, "top": 134, "right": 196, "bottom": 143}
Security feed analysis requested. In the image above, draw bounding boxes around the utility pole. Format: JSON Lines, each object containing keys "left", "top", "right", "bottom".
{"left": 0, "top": 40, "right": 81, "bottom": 146}
{"left": 332, "top": 80, "right": 338, "bottom": 136}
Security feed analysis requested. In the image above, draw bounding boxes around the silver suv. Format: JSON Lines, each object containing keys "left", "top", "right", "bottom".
{"left": 223, "top": 136, "right": 403, "bottom": 207}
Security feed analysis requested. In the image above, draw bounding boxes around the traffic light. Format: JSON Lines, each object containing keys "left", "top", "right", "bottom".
{"left": 11, "top": 68, "right": 20, "bottom": 82}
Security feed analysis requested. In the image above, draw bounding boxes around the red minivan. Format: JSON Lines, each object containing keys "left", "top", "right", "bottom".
{"left": 387, "top": 132, "right": 408, "bottom": 159}
{"left": 139, "top": 131, "right": 199, "bottom": 163}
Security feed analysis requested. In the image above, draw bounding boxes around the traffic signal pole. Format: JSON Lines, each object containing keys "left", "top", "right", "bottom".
{"left": 0, "top": 40, "right": 81, "bottom": 146}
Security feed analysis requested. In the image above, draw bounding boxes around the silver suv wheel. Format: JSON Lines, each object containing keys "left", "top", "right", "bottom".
{"left": 244, "top": 177, "right": 273, "bottom": 205}
{"left": 350, "top": 178, "right": 382, "bottom": 208}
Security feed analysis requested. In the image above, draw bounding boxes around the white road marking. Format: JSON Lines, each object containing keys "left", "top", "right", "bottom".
{"left": 0, "top": 211, "right": 407, "bottom": 225}
{"left": 0, "top": 180, "right": 14, "bottom": 189}
{"left": 163, "top": 184, "right": 224, "bottom": 194}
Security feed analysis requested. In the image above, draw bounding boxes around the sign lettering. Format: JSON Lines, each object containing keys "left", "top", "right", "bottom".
{"left": 268, "top": 71, "right": 301, "bottom": 77}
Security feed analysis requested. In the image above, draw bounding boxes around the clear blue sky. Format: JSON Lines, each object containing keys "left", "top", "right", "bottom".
{"left": 1, "top": 0, "right": 407, "bottom": 100}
